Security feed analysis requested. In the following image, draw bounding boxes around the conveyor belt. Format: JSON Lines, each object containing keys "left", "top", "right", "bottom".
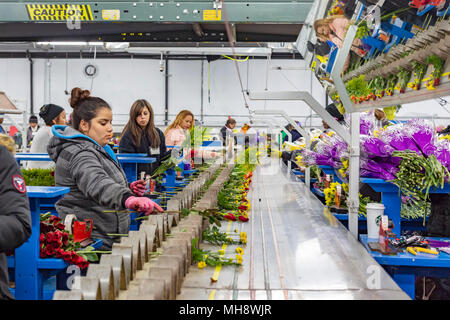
{"left": 177, "top": 158, "right": 410, "bottom": 300}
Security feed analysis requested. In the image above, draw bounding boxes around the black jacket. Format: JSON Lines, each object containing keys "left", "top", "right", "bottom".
{"left": 282, "top": 129, "right": 302, "bottom": 144}
{"left": 220, "top": 126, "right": 237, "bottom": 146}
{"left": 0, "top": 146, "right": 32, "bottom": 300}
{"left": 119, "top": 127, "right": 169, "bottom": 176}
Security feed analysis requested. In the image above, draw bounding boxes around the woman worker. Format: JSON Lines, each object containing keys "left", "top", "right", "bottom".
{"left": 164, "top": 109, "right": 219, "bottom": 158}
{"left": 119, "top": 99, "right": 169, "bottom": 177}
{"left": 0, "top": 134, "right": 31, "bottom": 300}
{"left": 47, "top": 88, "right": 163, "bottom": 250}
{"left": 27, "top": 104, "right": 67, "bottom": 169}
{"left": 220, "top": 117, "right": 237, "bottom": 147}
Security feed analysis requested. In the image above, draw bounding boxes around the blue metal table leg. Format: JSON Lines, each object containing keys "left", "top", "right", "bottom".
{"left": 15, "top": 197, "right": 42, "bottom": 300}
{"left": 381, "top": 191, "right": 401, "bottom": 237}
{"left": 393, "top": 270, "right": 416, "bottom": 300}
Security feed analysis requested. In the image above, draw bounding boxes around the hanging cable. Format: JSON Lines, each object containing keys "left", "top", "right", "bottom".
{"left": 221, "top": 54, "right": 249, "bottom": 62}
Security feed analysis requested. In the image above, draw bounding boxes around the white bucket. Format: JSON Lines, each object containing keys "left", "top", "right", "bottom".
{"left": 366, "top": 203, "right": 385, "bottom": 239}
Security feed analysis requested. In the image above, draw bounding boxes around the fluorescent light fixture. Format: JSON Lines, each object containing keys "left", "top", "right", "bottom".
{"left": 126, "top": 47, "right": 272, "bottom": 56}
{"left": 36, "top": 41, "right": 104, "bottom": 46}
{"left": 104, "top": 42, "right": 130, "bottom": 51}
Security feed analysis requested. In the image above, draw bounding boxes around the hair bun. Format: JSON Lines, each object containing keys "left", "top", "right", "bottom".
{"left": 70, "top": 87, "right": 91, "bottom": 108}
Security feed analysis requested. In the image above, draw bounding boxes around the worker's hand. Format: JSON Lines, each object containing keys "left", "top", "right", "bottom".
{"left": 125, "top": 196, "right": 164, "bottom": 215}
{"left": 130, "top": 180, "right": 147, "bottom": 196}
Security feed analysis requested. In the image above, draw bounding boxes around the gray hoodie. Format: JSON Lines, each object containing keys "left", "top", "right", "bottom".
{"left": 47, "top": 125, "right": 134, "bottom": 250}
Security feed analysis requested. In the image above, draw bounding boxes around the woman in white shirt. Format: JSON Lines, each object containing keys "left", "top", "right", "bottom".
{"left": 27, "top": 104, "right": 66, "bottom": 169}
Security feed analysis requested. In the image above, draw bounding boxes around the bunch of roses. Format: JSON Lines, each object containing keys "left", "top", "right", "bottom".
{"left": 39, "top": 213, "right": 89, "bottom": 269}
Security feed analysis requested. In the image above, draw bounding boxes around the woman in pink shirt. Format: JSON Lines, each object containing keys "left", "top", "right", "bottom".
{"left": 164, "top": 110, "right": 193, "bottom": 147}
{"left": 314, "top": 15, "right": 365, "bottom": 57}
{"left": 164, "top": 110, "right": 218, "bottom": 158}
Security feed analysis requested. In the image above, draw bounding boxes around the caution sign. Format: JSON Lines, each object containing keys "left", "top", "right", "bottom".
{"left": 26, "top": 4, "right": 93, "bottom": 21}
{"left": 203, "top": 9, "right": 221, "bottom": 21}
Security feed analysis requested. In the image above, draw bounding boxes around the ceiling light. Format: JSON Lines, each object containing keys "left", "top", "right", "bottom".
{"left": 36, "top": 41, "right": 104, "bottom": 46}
{"left": 126, "top": 47, "right": 272, "bottom": 56}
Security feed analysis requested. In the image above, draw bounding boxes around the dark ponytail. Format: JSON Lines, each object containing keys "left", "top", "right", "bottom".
{"left": 69, "top": 87, "right": 111, "bottom": 131}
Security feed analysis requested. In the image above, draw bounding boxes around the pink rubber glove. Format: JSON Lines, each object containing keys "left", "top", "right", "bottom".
{"left": 130, "top": 180, "right": 147, "bottom": 196}
{"left": 125, "top": 196, "right": 164, "bottom": 215}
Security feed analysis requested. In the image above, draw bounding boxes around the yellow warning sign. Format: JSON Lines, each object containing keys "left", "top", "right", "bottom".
{"left": 26, "top": 4, "right": 93, "bottom": 21}
{"left": 203, "top": 9, "right": 221, "bottom": 21}
{"left": 102, "top": 9, "right": 120, "bottom": 21}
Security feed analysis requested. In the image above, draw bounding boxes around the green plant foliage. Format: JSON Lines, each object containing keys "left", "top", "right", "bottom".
{"left": 21, "top": 168, "right": 55, "bottom": 186}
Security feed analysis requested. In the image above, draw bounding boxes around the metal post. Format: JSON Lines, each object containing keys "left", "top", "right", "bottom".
{"left": 43, "top": 59, "right": 51, "bottom": 105}
{"left": 164, "top": 55, "right": 169, "bottom": 126}
{"left": 348, "top": 113, "right": 360, "bottom": 238}
{"left": 200, "top": 59, "right": 204, "bottom": 124}
{"left": 329, "top": 24, "right": 360, "bottom": 238}
{"left": 27, "top": 51, "right": 34, "bottom": 115}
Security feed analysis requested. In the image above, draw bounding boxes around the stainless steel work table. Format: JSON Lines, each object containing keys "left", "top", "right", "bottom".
{"left": 177, "top": 158, "right": 410, "bottom": 300}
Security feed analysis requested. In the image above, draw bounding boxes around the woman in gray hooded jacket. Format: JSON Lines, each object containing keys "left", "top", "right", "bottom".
{"left": 48, "top": 88, "right": 163, "bottom": 250}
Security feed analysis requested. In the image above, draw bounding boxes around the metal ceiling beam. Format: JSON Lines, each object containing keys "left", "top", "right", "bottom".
{"left": 248, "top": 91, "right": 351, "bottom": 144}
{"left": 0, "top": 1, "right": 314, "bottom": 23}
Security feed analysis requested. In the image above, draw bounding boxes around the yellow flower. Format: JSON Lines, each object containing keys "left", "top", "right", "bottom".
{"left": 342, "top": 183, "right": 349, "bottom": 193}
{"left": 227, "top": 237, "right": 233, "bottom": 243}
{"left": 236, "top": 255, "right": 243, "bottom": 265}
{"left": 234, "top": 228, "right": 238, "bottom": 233}
{"left": 218, "top": 249, "right": 225, "bottom": 255}
{"left": 240, "top": 238, "right": 247, "bottom": 244}
{"left": 235, "top": 247, "right": 244, "bottom": 255}
{"left": 203, "top": 254, "right": 208, "bottom": 260}
{"left": 198, "top": 261, "right": 207, "bottom": 269}
{"left": 240, "top": 232, "right": 247, "bottom": 239}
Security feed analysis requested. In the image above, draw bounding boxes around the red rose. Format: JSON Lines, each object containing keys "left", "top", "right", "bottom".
{"left": 46, "top": 232, "right": 55, "bottom": 243}
{"left": 70, "top": 251, "right": 78, "bottom": 260}
{"left": 75, "top": 256, "right": 89, "bottom": 269}
{"left": 55, "top": 223, "right": 65, "bottom": 231}
{"left": 40, "top": 222, "right": 53, "bottom": 233}
{"left": 61, "top": 232, "right": 69, "bottom": 246}
{"left": 55, "top": 248, "right": 65, "bottom": 259}
{"left": 223, "top": 214, "right": 237, "bottom": 221}
{"left": 39, "top": 234, "right": 46, "bottom": 243}
{"left": 45, "top": 245, "right": 55, "bottom": 257}
{"left": 49, "top": 215, "right": 61, "bottom": 224}
{"left": 238, "top": 205, "right": 247, "bottom": 211}
{"left": 53, "top": 230, "right": 62, "bottom": 243}
{"left": 62, "top": 250, "right": 72, "bottom": 262}
{"left": 238, "top": 216, "right": 249, "bottom": 222}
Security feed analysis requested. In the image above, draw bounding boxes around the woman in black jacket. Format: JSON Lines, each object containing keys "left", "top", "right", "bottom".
{"left": 119, "top": 99, "right": 168, "bottom": 177}
{"left": 0, "top": 135, "right": 31, "bottom": 299}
